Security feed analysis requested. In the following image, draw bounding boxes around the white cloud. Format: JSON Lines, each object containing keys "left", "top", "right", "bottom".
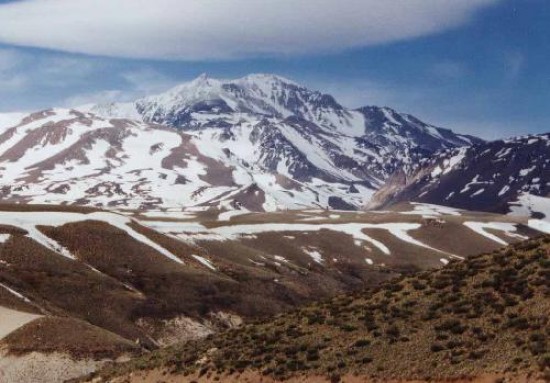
{"left": 0, "top": 0, "right": 499, "bottom": 60}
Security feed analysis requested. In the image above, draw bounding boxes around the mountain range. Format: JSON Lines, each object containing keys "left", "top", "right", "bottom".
{"left": 0, "top": 74, "right": 484, "bottom": 212}
{"left": 0, "top": 74, "right": 549, "bottom": 383}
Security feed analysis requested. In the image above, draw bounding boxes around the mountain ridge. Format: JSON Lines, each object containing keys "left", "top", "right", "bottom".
{"left": 369, "top": 132, "right": 550, "bottom": 218}
{"left": 0, "top": 74, "right": 482, "bottom": 211}
{"left": 89, "top": 74, "right": 480, "bottom": 148}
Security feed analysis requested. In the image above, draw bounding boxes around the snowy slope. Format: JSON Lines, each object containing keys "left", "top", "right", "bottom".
{"left": 0, "top": 109, "right": 373, "bottom": 211}
{"left": 79, "top": 74, "right": 481, "bottom": 210}
{"left": 0, "top": 112, "right": 25, "bottom": 131}
{"left": 509, "top": 192, "right": 550, "bottom": 221}
{"left": 0, "top": 75, "right": 482, "bottom": 211}
{"left": 90, "top": 74, "right": 479, "bottom": 147}
{"left": 369, "top": 133, "right": 550, "bottom": 216}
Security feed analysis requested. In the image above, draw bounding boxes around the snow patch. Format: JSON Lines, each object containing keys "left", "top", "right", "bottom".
{"left": 528, "top": 219, "right": 550, "bottom": 234}
{"left": 273, "top": 255, "right": 289, "bottom": 263}
{"left": 463, "top": 221, "right": 526, "bottom": 246}
{"left": 191, "top": 254, "right": 216, "bottom": 271}
{"left": 509, "top": 193, "right": 550, "bottom": 221}
{"left": 401, "top": 203, "right": 461, "bottom": 218}
{"left": 218, "top": 209, "right": 250, "bottom": 222}
{"left": 0, "top": 211, "right": 183, "bottom": 264}
{"left": 149, "top": 220, "right": 455, "bottom": 257}
{"left": 303, "top": 248, "right": 323, "bottom": 264}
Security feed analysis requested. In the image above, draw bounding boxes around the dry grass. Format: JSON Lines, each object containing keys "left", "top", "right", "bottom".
{"left": 3, "top": 316, "right": 139, "bottom": 360}
{"left": 85, "top": 236, "right": 550, "bottom": 382}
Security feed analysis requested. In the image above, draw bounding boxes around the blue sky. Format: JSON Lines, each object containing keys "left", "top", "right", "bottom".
{"left": 0, "top": 0, "right": 547, "bottom": 139}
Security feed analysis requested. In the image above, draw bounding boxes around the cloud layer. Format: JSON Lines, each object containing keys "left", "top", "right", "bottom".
{"left": 0, "top": 0, "right": 497, "bottom": 60}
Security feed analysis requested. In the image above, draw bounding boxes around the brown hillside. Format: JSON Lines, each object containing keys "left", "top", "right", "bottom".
{"left": 85, "top": 236, "right": 550, "bottom": 382}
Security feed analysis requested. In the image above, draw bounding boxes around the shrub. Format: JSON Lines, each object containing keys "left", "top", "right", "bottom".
{"left": 340, "top": 324, "right": 358, "bottom": 332}
{"left": 360, "top": 356, "right": 373, "bottom": 364}
{"left": 435, "top": 319, "right": 467, "bottom": 334}
{"left": 506, "top": 316, "right": 530, "bottom": 330}
{"left": 468, "top": 349, "right": 486, "bottom": 360}
{"left": 353, "top": 339, "right": 371, "bottom": 348}
{"left": 385, "top": 325, "right": 400, "bottom": 338}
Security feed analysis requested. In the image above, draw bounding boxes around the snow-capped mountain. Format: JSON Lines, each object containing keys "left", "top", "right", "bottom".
{"left": 0, "top": 75, "right": 480, "bottom": 211}
{"left": 91, "top": 74, "right": 478, "bottom": 148}
{"left": 368, "top": 133, "right": 550, "bottom": 217}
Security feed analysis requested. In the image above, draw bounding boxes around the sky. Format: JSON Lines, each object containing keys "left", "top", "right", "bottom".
{"left": 0, "top": 0, "right": 547, "bottom": 139}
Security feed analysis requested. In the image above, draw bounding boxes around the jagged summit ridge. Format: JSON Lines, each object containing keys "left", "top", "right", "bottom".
{"left": 90, "top": 74, "right": 478, "bottom": 145}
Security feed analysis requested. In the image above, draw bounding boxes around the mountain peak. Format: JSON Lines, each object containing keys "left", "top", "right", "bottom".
{"left": 238, "top": 73, "right": 301, "bottom": 87}
{"left": 87, "top": 73, "right": 479, "bottom": 153}
{"left": 166, "top": 73, "right": 300, "bottom": 95}
{"left": 170, "top": 73, "right": 220, "bottom": 91}
{"left": 130, "top": 73, "right": 348, "bottom": 123}
{"left": 186, "top": 72, "right": 215, "bottom": 86}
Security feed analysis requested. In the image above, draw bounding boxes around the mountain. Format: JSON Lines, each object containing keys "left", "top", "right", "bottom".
{"left": 0, "top": 202, "right": 546, "bottom": 382}
{"left": 90, "top": 74, "right": 478, "bottom": 147}
{"left": 368, "top": 133, "right": 550, "bottom": 218}
{"left": 92, "top": 73, "right": 480, "bottom": 153}
{"left": 83, "top": 235, "right": 550, "bottom": 383}
{"left": 60, "top": 73, "right": 478, "bottom": 211}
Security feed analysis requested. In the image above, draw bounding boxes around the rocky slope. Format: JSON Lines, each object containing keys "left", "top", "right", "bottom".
{"left": 368, "top": 133, "right": 550, "bottom": 217}
{"left": 83, "top": 235, "right": 550, "bottom": 383}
